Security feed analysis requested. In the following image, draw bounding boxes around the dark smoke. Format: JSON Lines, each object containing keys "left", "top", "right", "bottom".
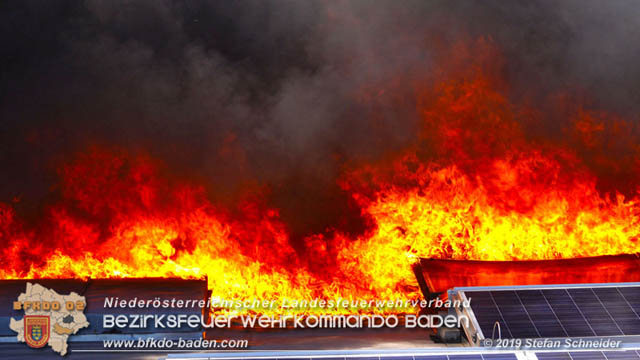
{"left": 1, "top": 0, "right": 640, "bottom": 238}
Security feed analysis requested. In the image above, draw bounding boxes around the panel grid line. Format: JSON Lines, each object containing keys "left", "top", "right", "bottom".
{"left": 564, "top": 289, "right": 598, "bottom": 336}
{"left": 616, "top": 287, "right": 640, "bottom": 321}
{"left": 514, "top": 291, "right": 542, "bottom": 338}
{"left": 539, "top": 289, "right": 570, "bottom": 338}
{"left": 488, "top": 291, "right": 513, "bottom": 339}
{"left": 589, "top": 288, "right": 624, "bottom": 334}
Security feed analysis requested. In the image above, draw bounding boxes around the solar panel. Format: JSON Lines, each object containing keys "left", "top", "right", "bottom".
{"left": 272, "top": 355, "right": 518, "bottom": 360}
{"left": 414, "top": 356, "right": 450, "bottom": 360}
{"left": 165, "top": 348, "right": 640, "bottom": 360}
{"left": 454, "top": 284, "right": 640, "bottom": 344}
{"left": 272, "top": 356, "right": 517, "bottom": 360}
{"left": 536, "top": 351, "right": 640, "bottom": 360}
{"left": 165, "top": 351, "right": 519, "bottom": 360}
{"left": 418, "top": 355, "right": 517, "bottom": 360}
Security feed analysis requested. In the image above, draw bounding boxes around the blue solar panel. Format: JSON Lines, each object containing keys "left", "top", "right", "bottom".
{"left": 482, "top": 355, "right": 518, "bottom": 360}
{"left": 394, "top": 355, "right": 516, "bottom": 360}
{"left": 602, "top": 351, "right": 640, "bottom": 360}
{"left": 414, "top": 355, "right": 449, "bottom": 360}
{"left": 542, "top": 289, "right": 595, "bottom": 337}
{"left": 517, "top": 289, "right": 566, "bottom": 338}
{"left": 593, "top": 288, "right": 640, "bottom": 335}
{"left": 535, "top": 353, "right": 573, "bottom": 360}
{"left": 492, "top": 291, "right": 540, "bottom": 338}
{"left": 619, "top": 287, "right": 640, "bottom": 316}
{"left": 465, "top": 285, "right": 640, "bottom": 339}
{"left": 467, "top": 291, "right": 515, "bottom": 338}
{"left": 275, "top": 355, "right": 517, "bottom": 360}
{"left": 567, "top": 289, "right": 623, "bottom": 336}
{"left": 569, "top": 352, "right": 609, "bottom": 360}
{"left": 536, "top": 351, "right": 640, "bottom": 360}
{"left": 167, "top": 353, "right": 519, "bottom": 360}
{"left": 448, "top": 355, "right": 482, "bottom": 360}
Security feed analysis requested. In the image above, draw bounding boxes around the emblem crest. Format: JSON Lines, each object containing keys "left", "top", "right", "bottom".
{"left": 24, "top": 315, "right": 50, "bottom": 348}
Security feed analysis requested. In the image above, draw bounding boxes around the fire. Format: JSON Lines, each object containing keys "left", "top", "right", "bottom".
{"left": 1, "top": 40, "right": 639, "bottom": 314}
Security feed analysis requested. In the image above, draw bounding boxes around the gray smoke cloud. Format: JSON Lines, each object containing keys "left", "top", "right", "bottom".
{"left": 1, "top": 0, "right": 639, "bottom": 236}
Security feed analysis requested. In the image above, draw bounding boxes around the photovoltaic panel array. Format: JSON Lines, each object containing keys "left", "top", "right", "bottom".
{"left": 166, "top": 354, "right": 520, "bottom": 360}
{"left": 167, "top": 351, "right": 640, "bottom": 360}
{"left": 536, "top": 351, "right": 640, "bottom": 360}
{"left": 465, "top": 285, "right": 640, "bottom": 339}
{"left": 235, "top": 355, "right": 518, "bottom": 360}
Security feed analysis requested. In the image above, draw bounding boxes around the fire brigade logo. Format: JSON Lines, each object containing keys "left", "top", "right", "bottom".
{"left": 10, "top": 283, "right": 89, "bottom": 356}
{"left": 24, "top": 315, "right": 50, "bottom": 348}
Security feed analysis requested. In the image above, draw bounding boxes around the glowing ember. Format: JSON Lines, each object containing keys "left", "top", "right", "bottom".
{"left": 1, "top": 40, "right": 639, "bottom": 314}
